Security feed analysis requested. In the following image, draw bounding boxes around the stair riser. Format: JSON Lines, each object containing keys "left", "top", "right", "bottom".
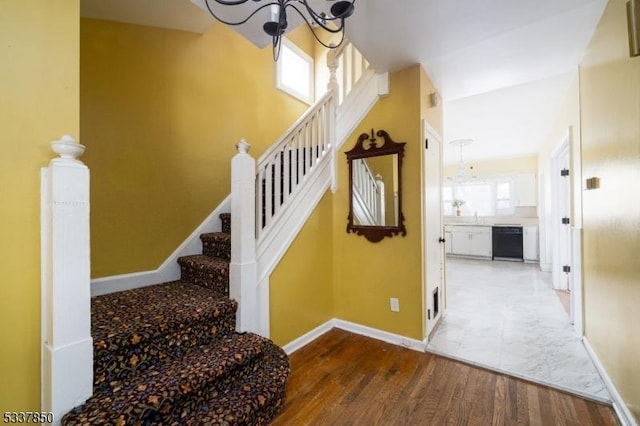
{"left": 202, "top": 238, "right": 231, "bottom": 261}
{"left": 180, "top": 263, "right": 229, "bottom": 295}
{"left": 220, "top": 213, "right": 231, "bottom": 234}
{"left": 151, "top": 348, "right": 289, "bottom": 425}
{"left": 94, "top": 313, "right": 236, "bottom": 392}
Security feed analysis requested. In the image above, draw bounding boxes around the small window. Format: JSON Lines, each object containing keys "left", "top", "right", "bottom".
{"left": 495, "top": 180, "right": 513, "bottom": 215}
{"left": 276, "top": 38, "right": 314, "bottom": 105}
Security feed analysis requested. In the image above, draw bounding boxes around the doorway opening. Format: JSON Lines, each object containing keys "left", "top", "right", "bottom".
{"left": 425, "top": 127, "right": 599, "bottom": 401}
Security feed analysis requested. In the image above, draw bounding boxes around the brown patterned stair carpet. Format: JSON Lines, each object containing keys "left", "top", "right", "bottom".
{"left": 62, "top": 334, "right": 289, "bottom": 426}
{"left": 62, "top": 213, "right": 290, "bottom": 425}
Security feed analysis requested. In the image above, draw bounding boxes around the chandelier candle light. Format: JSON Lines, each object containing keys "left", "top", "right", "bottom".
{"left": 204, "top": 0, "right": 356, "bottom": 60}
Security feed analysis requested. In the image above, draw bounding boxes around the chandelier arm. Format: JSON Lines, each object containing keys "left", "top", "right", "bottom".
{"left": 204, "top": 0, "right": 278, "bottom": 26}
{"left": 285, "top": 3, "right": 344, "bottom": 35}
{"left": 286, "top": 4, "right": 346, "bottom": 48}
{"left": 288, "top": 1, "right": 345, "bottom": 30}
{"left": 292, "top": 0, "right": 356, "bottom": 22}
{"left": 210, "top": 0, "right": 253, "bottom": 5}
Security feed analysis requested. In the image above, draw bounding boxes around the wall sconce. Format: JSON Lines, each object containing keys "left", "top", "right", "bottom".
{"left": 628, "top": 0, "right": 640, "bottom": 57}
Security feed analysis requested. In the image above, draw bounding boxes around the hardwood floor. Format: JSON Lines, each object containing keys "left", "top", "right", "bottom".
{"left": 272, "top": 329, "right": 618, "bottom": 425}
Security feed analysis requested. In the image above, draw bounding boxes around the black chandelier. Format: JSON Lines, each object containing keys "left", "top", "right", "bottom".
{"left": 204, "top": 0, "right": 356, "bottom": 60}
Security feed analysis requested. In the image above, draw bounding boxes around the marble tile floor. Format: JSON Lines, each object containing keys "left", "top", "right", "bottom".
{"left": 426, "top": 257, "right": 611, "bottom": 403}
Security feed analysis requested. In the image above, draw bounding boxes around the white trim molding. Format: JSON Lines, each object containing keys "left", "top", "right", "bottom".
{"left": 336, "top": 70, "right": 389, "bottom": 151}
{"left": 256, "top": 154, "right": 331, "bottom": 284}
{"left": 91, "top": 196, "right": 231, "bottom": 296}
{"left": 41, "top": 135, "right": 93, "bottom": 424}
{"left": 583, "top": 337, "right": 638, "bottom": 426}
{"left": 334, "top": 319, "right": 427, "bottom": 352}
{"left": 282, "top": 320, "right": 335, "bottom": 355}
{"left": 283, "top": 319, "right": 427, "bottom": 355}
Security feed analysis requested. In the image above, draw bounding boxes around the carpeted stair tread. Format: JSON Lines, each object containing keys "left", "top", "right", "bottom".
{"left": 92, "top": 280, "right": 234, "bottom": 349}
{"left": 92, "top": 281, "right": 237, "bottom": 389}
{"left": 178, "top": 255, "right": 229, "bottom": 294}
{"left": 63, "top": 334, "right": 288, "bottom": 425}
{"left": 173, "top": 344, "right": 289, "bottom": 425}
{"left": 201, "top": 232, "right": 231, "bottom": 261}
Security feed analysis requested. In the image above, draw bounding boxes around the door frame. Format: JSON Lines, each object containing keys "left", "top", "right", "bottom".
{"left": 549, "top": 126, "right": 584, "bottom": 336}
{"left": 422, "top": 120, "right": 445, "bottom": 342}
{"left": 551, "top": 136, "right": 570, "bottom": 291}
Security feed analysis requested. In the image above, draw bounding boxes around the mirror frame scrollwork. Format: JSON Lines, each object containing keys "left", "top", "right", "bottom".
{"left": 346, "top": 129, "right": 407, "bottom": 243}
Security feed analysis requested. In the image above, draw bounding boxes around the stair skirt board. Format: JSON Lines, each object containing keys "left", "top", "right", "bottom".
{"left": 91, "top": 196, "right": 230, "bottom": 297}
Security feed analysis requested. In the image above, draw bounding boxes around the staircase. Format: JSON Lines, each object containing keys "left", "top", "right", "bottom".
{"left": 41, "top": 41, "right": 387, "bottom": 422}
{"left": 62, "top": 214, "right": 289, "bottom": 425}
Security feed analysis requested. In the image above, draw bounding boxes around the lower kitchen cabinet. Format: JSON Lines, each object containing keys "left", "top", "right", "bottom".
{"left": 446, "top": 226, "right": 492, "bottom": 258}
{"left": 523, "top": 226, "right": 539, "bottom": 262}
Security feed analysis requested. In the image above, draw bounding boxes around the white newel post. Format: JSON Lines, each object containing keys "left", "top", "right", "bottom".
{"left": 327, "top": 47, "right": 340, "bottom": 193}
{"left": 41, "top": 135, "right": 93, "bottom": 424}
{"left": 230, "top": 139, "right": 258, "bottom": 333}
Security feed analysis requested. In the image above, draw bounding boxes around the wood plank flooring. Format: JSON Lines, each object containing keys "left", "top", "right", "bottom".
{"left": 271, "top": 329, "right": 618, "bottom": 425}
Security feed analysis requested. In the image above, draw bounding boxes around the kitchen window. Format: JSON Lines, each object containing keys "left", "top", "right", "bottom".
{"left": 443, "top": 179, "right": 514, "bottom": 216}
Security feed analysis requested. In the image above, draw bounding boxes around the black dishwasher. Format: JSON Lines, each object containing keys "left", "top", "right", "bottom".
{"left": 492, "top": 226, "right": 523, "bottom": 261}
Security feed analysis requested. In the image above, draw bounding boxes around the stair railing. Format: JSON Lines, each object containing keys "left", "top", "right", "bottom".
{"left": 332, "top": 39, "right": 371, "bottom": 105}
{"left": 255, "top": 90, "right": 335, "bottom": 240}
{"left": 231, "top": 40, "right": 379, "bottom": 335}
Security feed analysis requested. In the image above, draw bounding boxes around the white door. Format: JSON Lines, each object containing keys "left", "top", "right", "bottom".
{"left": 423, "top": 121, "right": 445, "bottom": 339}
{"left": 553, "top": 145, "right": 571, "bottom": 291}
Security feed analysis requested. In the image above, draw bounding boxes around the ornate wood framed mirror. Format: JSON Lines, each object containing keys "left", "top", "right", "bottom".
{"left": 346, "top": 129, "right": 407, "bottom": 242}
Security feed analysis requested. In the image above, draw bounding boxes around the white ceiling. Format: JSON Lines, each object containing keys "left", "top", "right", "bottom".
{"left": 81, "top": 0, "right": 608, "bottom": 165}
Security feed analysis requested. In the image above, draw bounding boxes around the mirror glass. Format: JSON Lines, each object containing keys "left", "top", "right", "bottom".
{"left": 351, "top": 155, "right": 399, "bottom": 226}
{"left": 346, "top": 129, "right": 406, "bottom": 243}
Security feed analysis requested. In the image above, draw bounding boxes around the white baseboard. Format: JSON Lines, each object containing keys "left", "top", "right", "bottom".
{"left": 281, "top": 320, "right": 334, "bottom": 355}
{"left": 583, "top": 337, "right": 638, "bottom": 426}
{"left": 283, "top": 318, "right": 427, "bottom": 355}
{"left": 334, "top": 319, "right": 427, "bottom": 352}
{"left": 540, "top": 262, "right": 552, "bottom": 272}
{"left": 91, "top": 196, "right": 231, "bottom": 296}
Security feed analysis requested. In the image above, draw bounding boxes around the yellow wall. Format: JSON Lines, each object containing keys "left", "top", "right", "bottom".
{"left": 269, "top": 193, "right": 334, "bottom": 346}
{"left": 81, "top": 19, "right": 314, "bottom": 278}
{"left": 0, "top": 0, "right": 80, "bottom": 411}
{"left": 330, "top": 65, "right": 441, "bottom": 340}
{"left": 579, "top": 0, "right": 640, "bottom": 419}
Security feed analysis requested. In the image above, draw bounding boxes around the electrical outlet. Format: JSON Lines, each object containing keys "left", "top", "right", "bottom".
{"left": 390, "top": 298, "right": 400, "bottom": 312}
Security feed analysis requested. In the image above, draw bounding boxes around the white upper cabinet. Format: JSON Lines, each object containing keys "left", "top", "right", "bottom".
{"left": 514, "top": 173, "right": 537, "bottom": 207}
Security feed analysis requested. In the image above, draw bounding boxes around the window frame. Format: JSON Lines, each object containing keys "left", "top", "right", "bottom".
{"left": 275, "top": 38, "right": 314, "bottom": 105}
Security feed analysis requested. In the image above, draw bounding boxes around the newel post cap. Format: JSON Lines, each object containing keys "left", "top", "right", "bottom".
{"left": 51, "top": 134, "right": 85, "bottom": 163}
{"left": 236, "top": 139, "right": 251, "bottom": 155}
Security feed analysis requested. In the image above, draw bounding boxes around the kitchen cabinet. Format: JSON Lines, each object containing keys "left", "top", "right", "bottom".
{"left": 446, "top": 226, "right": 492, "bottom": 258}
{"left": 523, "top": 226, "right": 539, "bottom": 262}
{"left": 444, "top": 230, "right": 453, "bottom": 254}
{"left": 514, "top": 173, "right": 537, "bottom": 207}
